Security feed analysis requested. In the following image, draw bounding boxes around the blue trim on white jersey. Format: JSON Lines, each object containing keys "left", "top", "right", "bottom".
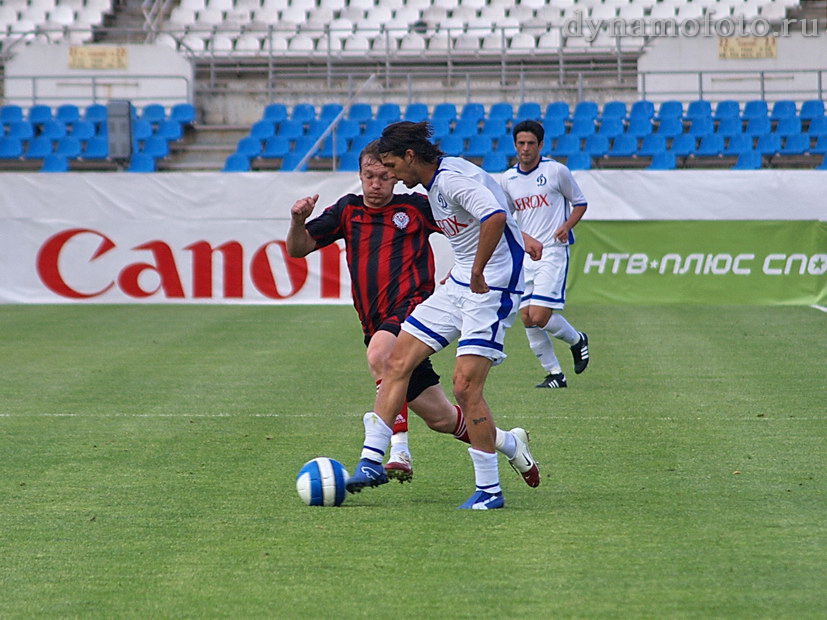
{"left": 458, "top": 338, "right": 505, "bottom": 352}
{"left": 448, "top": 274, "right": 524, "bottom": 295}
{"left": 480, "top": 209, "right": 506, "bottom": 222}
{"left": 424, "top": 158, "right": 445, "bottom": 191}
{"left": 405, "top": 314, "right": 451, "bottom": 348}
{"left": 503, "top": 226, "right": 524, "bottom": 292}
{"left": 515, "top": 158, "right": 552, "bottom": 176}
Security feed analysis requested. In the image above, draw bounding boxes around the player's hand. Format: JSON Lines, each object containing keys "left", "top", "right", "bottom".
{"left": 524, "top": 235, "right": 543, "bottom": 261}
{"left": 439, "top": 269, "right": 452, "bottom": 285}
{"left": 553, "top": 225, "right": 570, "bottom": 244}
{"left": 291, "top": 194, "right": 319, "bottom": 223}
{"left": 470, "top": 272, "right": 489, "bottom": 294}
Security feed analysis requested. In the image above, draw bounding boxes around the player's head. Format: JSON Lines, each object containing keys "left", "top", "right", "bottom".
{"left": 512, "top": 120, "right": 544, "bottom": 170}
{"left": 376, "top": 121, "right": 444, "bottom": 188}
{"left": 359, "top": 140, "right": 396, "bottom": 208}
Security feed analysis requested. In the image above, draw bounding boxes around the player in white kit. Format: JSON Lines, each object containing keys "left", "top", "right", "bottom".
{"left": 345, "top": 121, "right": 539, "bottom": 510}
{"left": 501, "top": 120, "right": 591, "bottom": 389}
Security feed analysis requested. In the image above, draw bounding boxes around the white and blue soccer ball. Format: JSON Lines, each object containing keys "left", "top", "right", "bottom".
{"left": 296, "top": 457, "right": 350, "bottom": 507}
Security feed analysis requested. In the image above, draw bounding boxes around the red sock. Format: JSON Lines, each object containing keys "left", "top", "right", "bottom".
{"left": 376, "top": 379, "right": 409, "bottom": 434}
{"left": 452, "top": 405, "right": 470, "bottom": 444}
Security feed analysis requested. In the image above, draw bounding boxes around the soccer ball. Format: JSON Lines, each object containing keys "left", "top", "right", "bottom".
{"left": 296, "top": 457, "right": 350, "bottom": 507}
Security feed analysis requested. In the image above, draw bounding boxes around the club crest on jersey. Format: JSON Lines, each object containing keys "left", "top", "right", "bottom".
{"left": 392, "top": 212, "right": 410, "bottom": 229}
{"left": 536, "top": 174, "right": 547, "bottom": 187}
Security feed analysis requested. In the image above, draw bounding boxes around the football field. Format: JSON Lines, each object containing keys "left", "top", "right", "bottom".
{"left": 1, "top": 304, "right": 825, "bottom": 618}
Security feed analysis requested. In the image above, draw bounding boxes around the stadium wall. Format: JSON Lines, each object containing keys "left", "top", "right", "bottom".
{"left": 0, "top": 171, "right": 824, "bottom": 305}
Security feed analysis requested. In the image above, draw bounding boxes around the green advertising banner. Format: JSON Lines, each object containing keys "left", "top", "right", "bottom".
{"left": 568, "top": 221, "right": 827, "bottom": 305}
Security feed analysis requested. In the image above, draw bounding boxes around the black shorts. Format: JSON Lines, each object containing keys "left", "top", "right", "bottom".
{"left": 365, "top": 323, "right": 441, "bottom": 402}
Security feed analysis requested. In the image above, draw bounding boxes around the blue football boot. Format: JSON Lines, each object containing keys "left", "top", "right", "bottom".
{"left": 345, "top": 458, "right": 389, "bottom": 493}
{"left": 458, "top": 490, "right": 505, "bottom": 510}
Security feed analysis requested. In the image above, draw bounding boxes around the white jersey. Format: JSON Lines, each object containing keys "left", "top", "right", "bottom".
{"left": 500, "top": 158, "right": 588, "bottom": 248}
{"left": 426, "top": 156, "right": 525, "bottom": 293}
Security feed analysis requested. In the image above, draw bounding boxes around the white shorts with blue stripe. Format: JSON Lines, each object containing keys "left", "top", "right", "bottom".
{"left": 520, "top": 245, "right": 570, "bottom": 311}
{"left": 402, "top": 278, "right": 520, "bottom": 366}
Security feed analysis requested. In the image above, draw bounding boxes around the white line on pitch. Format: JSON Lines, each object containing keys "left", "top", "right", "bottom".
{"left": 811, "top": 304, "right": 827, "bottom": 313}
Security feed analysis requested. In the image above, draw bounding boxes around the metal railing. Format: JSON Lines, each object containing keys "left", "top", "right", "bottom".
{"left": 639, "top": 69, "right": 827, "bottom": 102}
{"left": 2, "top": 74, "right": 192, "bottom": 107}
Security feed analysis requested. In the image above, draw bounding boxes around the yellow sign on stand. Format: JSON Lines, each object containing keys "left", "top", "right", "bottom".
{"left": 68, "top": 46, "right": 129, "bottom": 70}
{"left": 718, "top": 37, "right": 777, "bottom": 59}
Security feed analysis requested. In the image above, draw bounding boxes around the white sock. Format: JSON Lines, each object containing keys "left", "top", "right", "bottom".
{"left": 543, "top": 313, "right": 580, "bottom": 346}
{"left": 526, "top": 326, "right": 563, "bottom": 374}
{"left": 468, "top": 447, "right": 501, "bottom": 494}
{"left": 389, "top": 431, "right": 409, "bottom": 460}
{"left": 494, "top": 428, "right": 518, "bottom": 460}
{"left": 360, "top": 412, "right": 392, "bottom": 463}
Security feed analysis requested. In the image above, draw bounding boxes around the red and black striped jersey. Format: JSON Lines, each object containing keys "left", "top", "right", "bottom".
{"left": 306, "top": 193, "right": 440, "bottom": 336}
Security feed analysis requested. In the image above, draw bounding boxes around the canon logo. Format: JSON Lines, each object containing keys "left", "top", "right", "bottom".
{"left": 36, "top": 228, "right": 344, "bottom": 300}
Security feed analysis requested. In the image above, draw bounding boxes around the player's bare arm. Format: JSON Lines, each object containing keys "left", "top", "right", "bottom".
{"left": 553, "top": 204, "right": 587, "bottom": 244}
{"left": 522, "top": 232, "right": 543, "bottom": 261}
{"left": 470, "top": 211, "right": 507, "bottom": 293}
{"left": 286, "top": 194, "right": 320, "bottom": 258}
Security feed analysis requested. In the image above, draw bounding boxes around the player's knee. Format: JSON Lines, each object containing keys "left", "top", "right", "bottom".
{"left": 365, "top": 349, "right": 387, "bottom": 378}
{"left": 529, "top": 307, "right": 552, "bottom": 327}
{"left": 451, "top": 374, "right": 482, "bottom": 408}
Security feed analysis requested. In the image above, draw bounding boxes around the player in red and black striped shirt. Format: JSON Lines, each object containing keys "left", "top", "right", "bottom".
{"left": 287, "top": 142, "right": 538, "bottom": 488}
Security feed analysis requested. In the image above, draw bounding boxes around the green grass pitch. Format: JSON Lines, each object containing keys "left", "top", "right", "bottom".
{"left": 1, "top": 304, "right": 825, "bottom": 618}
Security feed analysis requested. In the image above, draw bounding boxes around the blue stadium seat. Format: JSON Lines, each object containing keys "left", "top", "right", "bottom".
{"left": 656, "top": 101, "right": 683, "bottom": 121}
{"left": 779, "top": 133, "right": 809, "bottom": 155}
{"left": 348, "top": 102, "right": 373, "bottom": 123}
{"left": 742, "top": 100, "right": 768, "bottom": 120}
{"left": 572, "top": 101, "right": 599, "bottom": 122}
{"left": 439, "top": 134, "right": 464, "bottom": 156}
{"left": 775, "top": 116, "right": 801, "bottom": 137}
{"left": 817, "top": 155, "right": 827, "bottom": 170}
{"left": 376, "top": 103, "right": 401, "bottom": 124}
{"left": 466, "top": 134, "right": 493, "bottom": 157}
{"left": 655, "top": 118, "right": 684, "bottom": 139}
{"left": 82, "top": 136, "right": 109, "bottom": 159}
{"left": 695, "top": 134, "right": 724, "bottom": 157}
{"left": 602, "top": 101, "right": 627, "bottom": 120}
{"left": 755, "top": 133, "right": 781, "bottom": 156}
{"left": 334, "top": 119, "right": 362, "bottom": 141}
{"left": 807, "top": 115, "right": 827, "bottom": 137}
{"left": 320, "top": 103, "right": 344, "bottom": 122}
{"left": 812, "top": 135, "right": 827, "bottom": 155}
{"left": 223, "top": 153, "right": 251, "bottom": 172}
{"left": 170, "top": 103, "right": 197, "bottom": 125}
{"left": 543, "top": 117, "right": 567, "bottom": 140}
{"left": 688, "top": 117, "right": 714, "bottom": 137}
{"left": 250, "top": 120, "right": 276, "bottom": 141}
{"left": 481, "top": 151, "right": 510, "bottom": 172}
{"left": 638, "top": 134, "right": 667, "bottom": 157}
{"left": 404, "top": 102, "right": 429, "bottom": 122}
{"left": 24, "top": 136, "right": 53, "bottom": 159}
{"left": 488, "top": 102, "right": 513, "bottom": 123}
{"left": 545, "top": 101, "right": 570, "bottom": 121}
{"left": 432, "top": 102, "right": 458, "bottom": 124}
{"left": 647, "top": 151, "right": 676, "bottom": 170}
{"left": 597, "top": 118, "right": 624, "bottom": 139}
{"left": 583, "top": 134, "right": 609, "bottom": 157}
{"left": 56, "top": 136, "right": 82, "bottom": 158}
{"left": 29, "top": 105, "right": 52, "bottom": 125}
{"left": 686, "top": 100, "right": 712, "bottom": 120}
{"left": 337, "top": 151, "right": 361, "bottom": 171}
{"left": 714, "top": 100, "right": 741, "bottom": 121}
{"left": 770, "top": 100, "right": 797, "bottom": 121}
{"left": 494, "top": 137, "right": 516, "bottom": 157}
{"left": 40, "top": 120, "right": 66, "bottom": 141}
{"left": 732, "top": 150, "right": 762, "bottom": 169}
{"left": 569, "top": 117, "right": 596, "bottom": 138}
{"left": 515, "top": 102, "right": 542, "bottom": 122}
{"left": 56, "top": 104, "right": 80, "bottom": 125}
{"left": 566, "top": 152, "right": 592, "bottom": 170}
{"left": 262, "top": 135, "right": 291, "bottom": 158}
{"left": 306, "top": 120, "right": 328, "bottom": 139}
{"left": 41, "top": 153, "right": 69, "bottom": 172}
{"left": 0, "top": 136, "right": 23, "bottom": 159}
{"left": 70, "top": 120, "right": 96, "bottom": 141}
{"left": 670, "top": 134, "right": 696, "bottom": 157}
{"left": 318, "top": 135, "right": 348, "bottom": 158}
{"left": 1, "top": 104, "right": 23, "bottom": 124}
{"left": 7, "top": 120, "right": 34, "bottom": 141}
{"left": 745, "top": 116, "right": 771, "bottom": 137}
{"left": 276, "top": 119, "right": 304, "bottom": 140}
{"left": 724, "top": 134, "right": 753, "bottom": 156}
{"left": 132, "top": 119, "right": 153, "bottom": 141}
{"left": 362, "top": 119, "right": 384, "bottom": 140}
{"left": 481, "top": 118, "right": 507, "bottom": 137}
{"left": 460, "top": 102, "right": 486, "bottom": 123}
{"left": 281, "top": 151, "right": 308, "bottom": 171}
{"left": 157, "top": 120, "right": 183, "bottom": 141}
{"left": 551, "top": 134, "right": 580, "bottom": 157}
{"left": 715, "top": 117, "right": 743, "bottom": 139}
{"left": 235, "top": 136, "right": 262, "bottom": 158}
{"left": 629, "top": 100, "right": 655, "bottom": 121}
{"left": 452, "top": 117, "right": 479, "bottom": 140}
{"left": 800, "top": 100, "right": 825, "bottom": 122}
{"left": 263, "top": 103, "right": 288, "bottom": 124}
{"left": 142, "top": 136, "right": 170, "bottom": 158}
{"left": 142, "top": 103, "right": 166, "bottom": 124}
{"left": 85, "top": 104, "right": 108, "bottom": 127}
{"left": 626, "top": 116, "right": 653, "bottom": 139}
{"left": 607, "top": 134, "right": 638, "bottom": 157}
{"left": 128, "top": 153, "right": 156, "bottom": 172}
{"left": 431, "top": 118, "right": 452, "bottom": 141}
{"left": 291, "top": 103, "right": 316, "bottom": 124}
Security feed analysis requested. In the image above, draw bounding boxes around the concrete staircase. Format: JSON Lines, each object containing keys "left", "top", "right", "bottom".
{"left": 161, "top": 124, "right": 249, "bottom": 171}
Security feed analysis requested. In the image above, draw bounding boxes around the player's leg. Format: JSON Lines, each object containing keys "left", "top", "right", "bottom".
{"left": 523, "top": 306, "right": 566, "bottom": 389}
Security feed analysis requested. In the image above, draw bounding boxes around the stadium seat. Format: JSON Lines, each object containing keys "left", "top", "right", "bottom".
{"left": 292, "top": 103, "right": 316, "bottom": 124}
{"left": 439, "top": 134, "right": 464, "bottom": 156}
{"left": 56, "top": 104, "right": 81, "bottom": 125}
{"left": 811, "top": 135, "right": 827, "bottom": 155}
{"left": 755, "top": 133, "right": 781, "bottom": 156}
{"left": 404, "top": 103, "right": 429, "bottom": 122}
{"left": 452, "top": 117, "right": 479, "bottom": 140}
{"left": 0, "top": 137, "right": 23, "bottom": 159}
{"left": 656, "top": 101, "right": 683, "bottom": 121}
{"left": 263, "top": 103, "right": 288, "bottom": 124}
{"left": 494, "top": 137, "right": 516, "bottom": 157}
{"left": 800, "top": 100, "right": 825, "bottom": 122}
{"left": 626, "top": 117, "right": 653, "bottom": 139}
{"left": 29, "top": 105, "right": 53, "bottom": 125}
{"left": 431, "top": 118, "right": 452, "bottom": 141}
{"left": 551, "top": 134, "right": 580, "bottom": 157}
{"left": 742, "top": 100, "right": 769, "bottom": 121}
{"left": 715, "top": 117, "right": 743, "bottom": 139}
{"left": 572, "top": 101, "right": 599, "bottom": 122}
{"left": 629, "top": 100, "right": 655, "bottom": 122}
{"left": 82, "top": 136, "right": 109, "bottom": 159}
{"left": 7, "top": 121, "right": 34, "bottom": 141}
{"left": 84, "top": 104, "right": 108, "bottom": 128}
{"left": 670, "top": 134, "right": 696, "bottom": 157}
{"left": 235, "top": 136, "right": 262, "bottom": 158}
{"left": 361, "top": 120, "right": 384, "bottom": 141}
{"left": 320, "top": 103, "right": 344, "bottom": 123}
{"left": 515, "top": 102, "right": 542, "bottom": 122}
{"left": 465, "top": 135, "right": 493, "bottom": 157}
{"left": 55, "top": 136, "right": 82, "bottom": 158}
{"left": 142, "top": 136, "right": 170, "bottom": 158}
{"left": 569, "top": 118, "right": 596, "bottom": 138}
{"left": 376, "top": 103, "right": 401, "bottom": 124}
{"left": 281, "top": 151, "right": 308, "bottom": 171}
{"left": 688, "top": 117, "right": 714, "bottom": 137}
{"left": 41, "top": 153, "right": 69, "bottom": 172}
{"left": 0, "top": 105, "right": 24, "bottom": 124}
{"left": 779, "top": 133, "right": 809, "bottom": 155}
{"left": 488, "top": 102, "right": 513, "bottom": 123}
{"left": 601, "top": 101, "right": 627, "bottom": 121}
{"left": 223, "top": 152, "right": 252, "bottom": 172}
{"left": 250, "top": 120, "right": 276, "bottom": 142}
{"left": 157, "top": 120, "right": 183, "bottom": 141}
{"left": 770, "top": 100, "right": 797, "bottom": 121}
{"left": 647, "top": 151, "right": 676, "bottom": 170}
{"left": 432, "top": 103, "right": 458, "bottom": 124}
{"left": 460, "top": 102, "right": 486, "bottom": 124}
{"left": 171, "top": 103, "right": 197, "bottom": 125}
{"left": 607, "top": 135, "right": 638, "bottom": 157}
{"left": 40, "top": 120, "right": 66, "bottom": 141}
{"left": 807, "top": 116, "right": 827, "bottom": 138}
{"left": 775, "top": 116, "right": 801, "bottom": 137}
{"left": 731, "top": 150, "right": 762, "bottom": 170}
{"left": 543, "top": 117, "right": 567, "bottom": 141}
{"left": 481, "top": 118, "right": 507, "bottom": 137}
{"left": 318, "top": 135, "right": 348, "bottom": 158}
{"left": 132, "top": 120, "right": 153, "bottom": 142}
{"left": 655, "top": 118, "right": 684, "bottom": 139}
{"left": 714, "top": 100, "right": 741, "bottom": 121}
{"left": 583, "top": 134, "right": 609, "bottom": 157}
{"left": 597, "top": 118, "right": 624, "bottom": 139}
{"left": 70, "top": 121, "right": 96, "bottom": 141}
{"left": 566, "top": 152, "right": 591, "bottom": 170}
{"left": 481, "top": 151, "right": 509, "bottom": 172}
{"left": 262, "top": 135, "right": 291, "bottom": 158}
{"left": 745, "top": 116, "right": 771, "bottom": 137}
{"left": 695, "top": 134, "right": 724, "bottom": 157}
{"left": 142, "top": 103, "right": 167, "bottom": 124}
{"left": 277, "top": 119, "right": 304, "bottom": 141}
{"left": 638, "top": 134, "right": 667, "bottom": 157}
{"left": 686, "top": 100, "right": 712, "bottom": 121}
{"left": 24, "top": 136, "right": 53, "bottom": 159}
{"left": 724, "top": 134, "right": 754, "bottom": 156}
{"left": 817, "top": 155, "right": 827, "bottom": 170}
{"left": 545, "top": 101, "right": 570, "bottom": 122}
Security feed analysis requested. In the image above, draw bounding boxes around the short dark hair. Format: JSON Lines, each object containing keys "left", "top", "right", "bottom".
{"left": 512, "top": 120, "right": 544, "bottom": 143}
{"left": 359, "top": 140, "right": 382, "bottom": 170}
{"left": 376, "top": 121, "right": 444, "bottom": 164}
